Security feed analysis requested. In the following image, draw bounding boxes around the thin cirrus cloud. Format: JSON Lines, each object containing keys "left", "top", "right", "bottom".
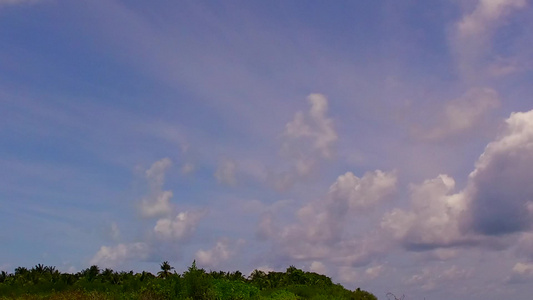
{"left": 411, "top": 87, "right": 500, "bottom": 141}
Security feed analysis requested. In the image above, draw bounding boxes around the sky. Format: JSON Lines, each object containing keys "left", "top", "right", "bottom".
{"left": 1, "top": 0, "right": 533, "bottom": 299}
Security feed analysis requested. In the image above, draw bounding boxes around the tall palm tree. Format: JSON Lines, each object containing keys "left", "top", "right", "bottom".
{"left": 158, "top": 261, "right": 174, "bottom": 278}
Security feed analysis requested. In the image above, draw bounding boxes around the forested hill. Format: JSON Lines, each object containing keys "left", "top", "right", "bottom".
{"left": 0, "top": 261, "right": 377, "bottom": 299}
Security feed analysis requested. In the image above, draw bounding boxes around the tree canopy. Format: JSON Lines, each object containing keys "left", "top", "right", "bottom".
{"left": 0, "top": 262, "right": 377, "bottom": 300}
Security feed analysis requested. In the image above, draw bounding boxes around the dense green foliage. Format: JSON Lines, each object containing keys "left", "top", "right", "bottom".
{"left": 0, "top": 262, "right": 377, "bottom": 300}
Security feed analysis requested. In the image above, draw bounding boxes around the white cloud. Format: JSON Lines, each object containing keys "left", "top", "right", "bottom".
{"left": 145, "top": 157, "right": 172, "bottom": 189}
{"left": 338, "top": 266, "right": 359, "bottom": 283}
{"left": 139, "top": 158, "right": 174, "bottom": 218}
{"left": 90, "top": 243, "right": 149, "bottom": 268}
{"left": 284, "top": 94, "right": 337, "bottom": 159}
{"left": 91, "top": 158, "right": 208, "bottom": 267}
{"left": 452, "top": 0, "right": 527, "bottom": 80}
{"left": 274, "top": 94, "right": 338, "bottom": 190}
{"left": 328, "top": 170, "right": 398, "bottom": 210}
{"left": 288, "top": 170, "right": 396, "bottom": 246}
{"left": 181, "top": 162, "right": 195, "bottom": 175}
{"left": 261, "top": 169, "right": 396, "bottom": 265}
{"left": 364, "top": 265, "right": 384, "bottom": 280}
{"left": 506, "top": 262, "right": 533, "bottom": 283}
{"left": 384, "top": 109, "right": 533, "bottom": 250}
{"left": 309, "top": 261, "right": 327, "bottom": 274}
{"left": 214, "top": 159, "right": 237, "bottom": 186}
{"left": 457, "top": 0, "right": 526, "bottom": 39}
{"left": 140, "top": 190, "right": 174, "bottom": 218}
{"left": 381, "top": 174, "right": 472, "bottom": 249}
{"left": 195, "top": 238, "right": 244, "bottom": 268}
{"left": 412, "top": 87, "right": 500, "bottom": 141}
{"left": 465, "top": 110, "right": 533, "bottom": 235}
{"left": 153, "top": 210, "right": 207, "bottom": 241}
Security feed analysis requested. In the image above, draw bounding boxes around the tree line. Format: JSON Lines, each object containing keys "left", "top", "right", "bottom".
{"left": 0, "top": 261, "right": 377, "bottom": 299}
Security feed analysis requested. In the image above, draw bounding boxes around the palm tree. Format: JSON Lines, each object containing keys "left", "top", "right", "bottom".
{"left": 249, "top": 269, "right": 267, "bottom": 289}
{"left": 101, "top": 268, "right": 114, "bottom": 283}
{"left": 80, "top": 265, "right": 100, "bottom": 281}
{"left": 0, "top": 271, "right": 7, "bottom": 283}
{"left": 158, "top": 261, "right": 174, "bottom": 278}
{"left": 32, "top": 264, "right": 45, "bottom": 274}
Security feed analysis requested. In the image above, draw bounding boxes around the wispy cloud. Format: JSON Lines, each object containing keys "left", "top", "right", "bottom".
{"left": 411, "top": 87, "right": 500, "bottom": 141}
{"left": 451, "top": 0, "right": 528, "bottom": 81}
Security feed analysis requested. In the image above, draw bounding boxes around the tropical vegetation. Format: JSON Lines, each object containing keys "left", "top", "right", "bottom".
{"left": 0, "top": 261, "right": 377, "bottom": 299}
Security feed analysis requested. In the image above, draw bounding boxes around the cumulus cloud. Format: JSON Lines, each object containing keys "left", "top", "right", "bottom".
{"left": 90, "top": 243, "right": 150, "bottom": 268}
{"left": 286, "top": 170, "right": 396, "bottom": 246}
{"left": 506, "top": 262, "right": 533, "bottom": 284}
{"left": 274, "top": 94, "right": 338, "bottom": 190}
{"left": 412, "top": 87, "right": 500, "bottom": 141}
{"left": 466, "top": 110, "right": 533, "bottom": 235}
{"left": 215, "top": 159, "right": 237, "bottom": 186}
{"left": 153, "top": 210, "right": 207, "bottom": 241}
{"left": 381, "top": 174, "right": 473, "bottom": 249}
{"left": 328, "top": 170, "right": 399, "bottom": 210}
{"left": 284, "top": 94, "right": 337, "bottom": 159}
{"left": 384, "top": 109, "right": 533, "bottom": 250}
{"left": 140, "top": 190, "right": 174, "bottom": 218}
{"left": 195, "top": 238, "right": 244, "bottom": 268}
{"left": 261, "top": 169, "right": 397, "bottom": 265}
{"left": 139, "top": 158, "right": 174, "bottom": 218}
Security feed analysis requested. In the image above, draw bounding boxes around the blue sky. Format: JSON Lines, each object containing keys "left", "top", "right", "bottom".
{"left": 1, "top": 0, "right": 533, "bottom": 299}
